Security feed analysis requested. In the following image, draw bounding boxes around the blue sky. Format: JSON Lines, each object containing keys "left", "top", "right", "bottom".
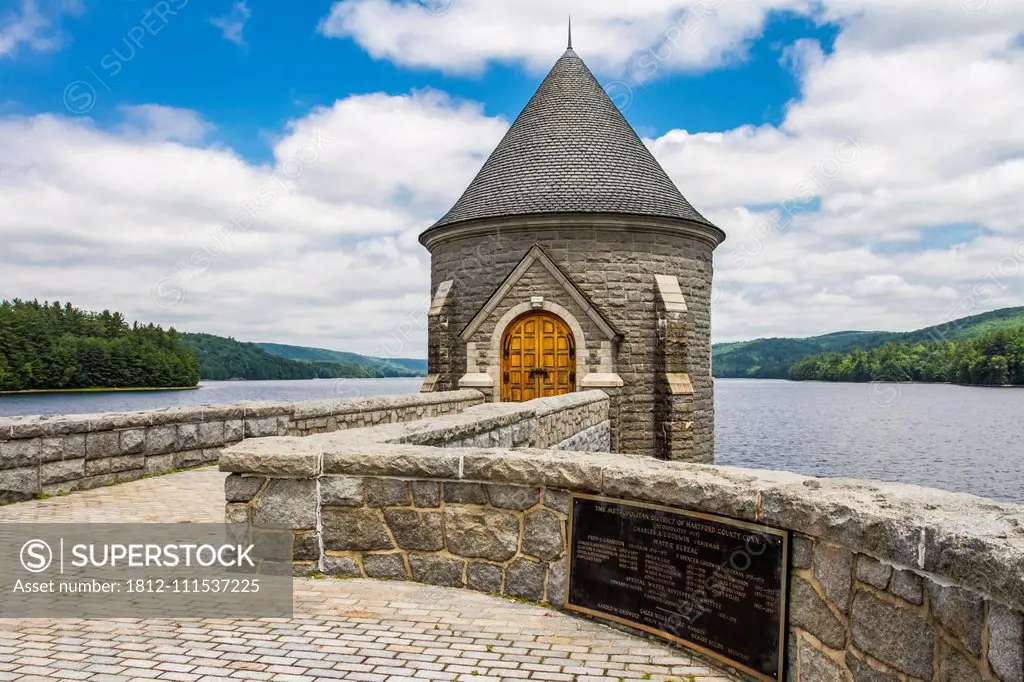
{"left": 0, "top": 0, "right": 1022, "bottom": 354}
{"left": 2, "top": 2, "right": 836, "bottom": 162}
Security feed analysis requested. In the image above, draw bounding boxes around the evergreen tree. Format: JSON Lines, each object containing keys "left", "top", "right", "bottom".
{"left": 0, "top": 299, "right": 200, "bottom": 391}
{"left": 789, "top": 327, "right": 1024, "bottom": 387}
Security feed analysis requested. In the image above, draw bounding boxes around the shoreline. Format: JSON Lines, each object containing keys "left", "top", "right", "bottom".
{"left": 716, "top": 377, "right": 1023, "bottom": 388}
{"left": 0, "top": 386, "right": 201, "bottom": 396}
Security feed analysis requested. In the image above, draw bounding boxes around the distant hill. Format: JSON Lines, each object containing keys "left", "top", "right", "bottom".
{"left": 256, "top": 343, "right": 427, "bottom": 377}
{"left": 713, "top": 306, "right": 1024, "bottom": 379}
{"left": 181, "top": 334, "right": 421, "bottom": 381}
{"left": 790, "top": 325, "right": 1024, "bottom": 386}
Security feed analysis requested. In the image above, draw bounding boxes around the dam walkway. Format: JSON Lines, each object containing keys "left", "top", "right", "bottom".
{"left": 0, "top": 468, "right": 734, "bottom": 682}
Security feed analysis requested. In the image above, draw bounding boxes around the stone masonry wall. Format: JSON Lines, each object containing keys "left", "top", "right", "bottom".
{"left": 464, "top": 258, "right": 610, "bottom": 385}
{"left": 426, "top": 220, "right": 715, "bottom": 459}
{"left": 0, "top": 390, "right": 484, "bottom": 504}
{"left": 395, "top": 391, "right": 610, "bottom": 451}
{"left": 225, "top": 431, "right": 1024, "bottom": 682}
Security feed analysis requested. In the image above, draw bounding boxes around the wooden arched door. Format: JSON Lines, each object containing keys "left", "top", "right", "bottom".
{"left": 501, "top": 311, "right": 576, "bottom": 402}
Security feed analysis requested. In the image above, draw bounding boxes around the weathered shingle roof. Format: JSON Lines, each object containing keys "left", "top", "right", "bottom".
{"left": 431, "top": 48, "right": 714, "bottom": 229}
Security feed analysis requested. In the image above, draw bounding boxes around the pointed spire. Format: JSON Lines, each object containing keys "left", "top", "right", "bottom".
{"left": 567, "top": 15, "right": 573, "bottom": 50}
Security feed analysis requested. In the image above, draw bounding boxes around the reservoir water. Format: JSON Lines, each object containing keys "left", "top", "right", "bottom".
{"left": 1, "top": 378, "right": 1020, "bottom": 503}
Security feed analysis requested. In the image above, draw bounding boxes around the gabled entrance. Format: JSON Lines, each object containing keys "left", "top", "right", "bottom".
{"left": 501, "top": 311, "right": 576, "bottom": 401}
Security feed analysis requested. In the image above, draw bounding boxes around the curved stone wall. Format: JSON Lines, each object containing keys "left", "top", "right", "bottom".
{"left": 0, "top": 390, "right": 484, "bottom": 503}
{"left": 423, "top": 213, "right": 716, "bottom": 460}
{"left": 223, "top": 392, "right": 1024, "bottom": 682}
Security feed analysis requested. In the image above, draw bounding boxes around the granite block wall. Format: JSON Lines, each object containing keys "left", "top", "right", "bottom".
{"left": 423, "top": 217, "right": 716, "bottom": 460}
{"left": 225, "top": 418, "right": 1024, "bottom": 682}
{"left": 0, "top": 390, "right": 484, "bottom": 503}
{"left": 230, "top": 475, "right": 571, "bottom": 605}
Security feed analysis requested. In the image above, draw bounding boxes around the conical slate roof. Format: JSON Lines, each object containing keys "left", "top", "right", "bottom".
{"left": 431, "top": 48, "right": 714, "bottom": 229}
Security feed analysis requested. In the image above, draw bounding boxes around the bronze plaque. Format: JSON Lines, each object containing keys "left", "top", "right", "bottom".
{"left": 566, "top": 494, "right": 789, "bottom": 682}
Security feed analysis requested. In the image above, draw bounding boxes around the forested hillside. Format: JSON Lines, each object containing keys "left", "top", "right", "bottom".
{"left": 0, "top": 300, "right": 199, "bottom": 391}
{"left": 256, "top": 342, "right": 426, "bottom": 376}
{"left": 789, "top": 327, "right": 1024, "bottom": 386}
{"left": 713, "top": 306, "right": 1024, "bottom": 379}
{"left": 181, "top": 334, "right": 396, "bottom": 381}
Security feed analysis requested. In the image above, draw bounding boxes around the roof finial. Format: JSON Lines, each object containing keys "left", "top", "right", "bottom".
{"left": 567, "top": 15, "right": 572, "bottom": 50}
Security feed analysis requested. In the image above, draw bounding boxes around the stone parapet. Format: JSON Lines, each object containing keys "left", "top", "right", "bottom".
{"left": 225, "top": 429, "right": 1024, "bottom": 682}
{"left": 0, "top": 390, "right": 484, "bottom": 504}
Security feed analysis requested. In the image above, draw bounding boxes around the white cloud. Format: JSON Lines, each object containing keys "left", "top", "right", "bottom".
{"left": 211, "top": 0, "right": 251, "bottom": 48}
{"left": 318, "top": 0, "right": 818, "bottom": 75}
{"left": 117, "top": 105, "right": 214, "bottom": 143}
{"left": 2, "top": 0, "right": 1024, "bottom": 355}
{"left": 0, "top": 94, "right": 506, "bottom": 355}
{"left": 0, "top": 0, "right": 80, "bottom": 58}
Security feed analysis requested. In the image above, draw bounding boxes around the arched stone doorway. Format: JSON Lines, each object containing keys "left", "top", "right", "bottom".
{"left": 501, "top": 311, "right": 576, "bottom": 401}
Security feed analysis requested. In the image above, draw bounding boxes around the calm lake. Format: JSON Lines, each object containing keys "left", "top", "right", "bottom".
{"left": 1, "top": 378, "right": 1020, "bottom": 503}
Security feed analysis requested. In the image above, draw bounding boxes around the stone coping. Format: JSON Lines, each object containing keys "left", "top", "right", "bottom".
{"left": 221, "top": 390, "right": 609, "bottom": 462}
{"left": 224, "top": 443, "right": 1024, "bottom": 612}
{"left": 0, "top": 389, "right": 484, "bottom": 440}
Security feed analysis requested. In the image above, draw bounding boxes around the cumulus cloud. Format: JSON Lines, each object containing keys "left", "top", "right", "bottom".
{"left": 0, "top": 93, "right": 506, "bottom": 355}
{"left": 2, "top": 0, "right": 1023, "bottom": 355}
{"left": 0, "top": 0, "right": 80, "bottom": 58}
{"left": 651, "top": 3, "right": 1024, "bottom": 340}
{"left": 117, "top": 105, "right": 215, "bottom": 143}
{"left": 319, "top": 0, "right": 819, "bottom": 75}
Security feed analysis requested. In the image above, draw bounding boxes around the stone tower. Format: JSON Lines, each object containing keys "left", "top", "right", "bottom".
{"left": 419, "top": 41, "right": 725, "bottom": 462}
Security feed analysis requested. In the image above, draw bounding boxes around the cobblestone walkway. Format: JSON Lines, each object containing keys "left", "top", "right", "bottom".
{"left": 0, "top": 470, "right": 735, "bottom": 682}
